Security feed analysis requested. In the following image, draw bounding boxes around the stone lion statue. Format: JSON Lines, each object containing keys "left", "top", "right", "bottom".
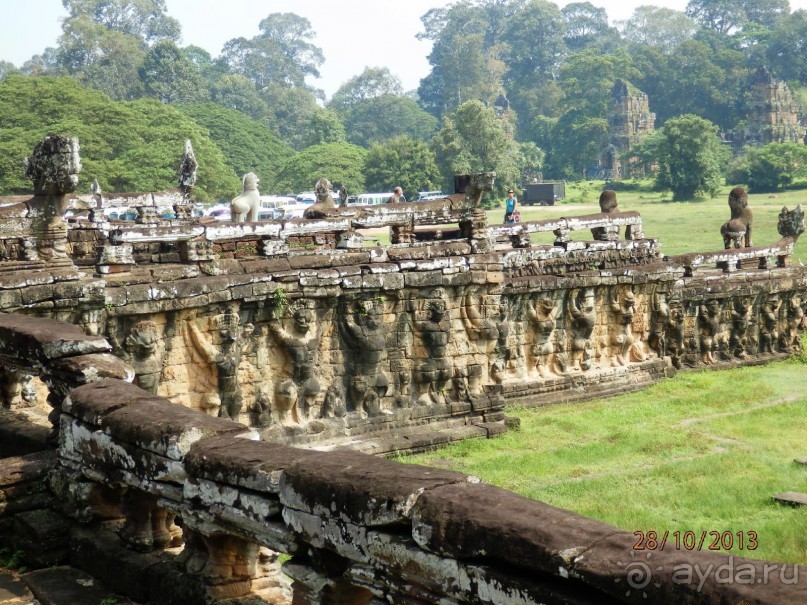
{"left": 230, "top": 172, "right": 260, "bottom": 223}
{"left": 721, "top": 186, "right": 753, "bottom": 249}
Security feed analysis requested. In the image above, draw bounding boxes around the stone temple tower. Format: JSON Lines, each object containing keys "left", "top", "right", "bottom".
{"left": 737, "top": 66, "right": 805, "bottom": 148}
{"left": 600, "top": 79, "right": 656, "bottom": 180}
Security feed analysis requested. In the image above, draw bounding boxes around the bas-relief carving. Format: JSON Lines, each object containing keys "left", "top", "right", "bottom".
{"left": 109, "top": 319, "right": 164, "bottom": 394}
{"left": 526, "top": 294, "right": 561, "bottom": 378}
{"left": 729, "top": 297, "right": 753, "bottom": 359}
{"left": 609, "top": 286, "right": 645, "bottom": 366}
{"left": 698, "top": 299, "right": 726, "bottom": 365}
{"left": 569, "top": 288, "right": 597, "bottom": 372}
{"left": 188, "top": 309, "right": 254, "bottom": 420}
{"left": 341, "top": 296, "right": 389, "bottom": 417}
{"left": 267, "top": 302, "right": 321, "bottom": 421}
{"left": 415, "top": 289, "right": 452, "bottom": 405}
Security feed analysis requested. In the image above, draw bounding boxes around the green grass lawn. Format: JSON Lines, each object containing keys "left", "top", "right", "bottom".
{"left": 503, "top": 181, "right": 807, "bottom": 256}
{"left": 408, "top": 357, "right": 807, "bottom": 565}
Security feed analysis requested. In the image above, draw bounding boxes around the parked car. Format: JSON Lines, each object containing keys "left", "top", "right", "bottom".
{"left": 414, "top": 191, "right": 445, "bottom": 201}
{"left": 351, "top": 193, "right": 394, "bottom": 206}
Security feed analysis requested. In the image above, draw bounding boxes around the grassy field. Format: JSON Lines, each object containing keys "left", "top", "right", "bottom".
{"left": 408, "top": 358, "right": 807, "bottom": 565}
{"left": 506, "top": 181, "right": 807, "bottom": 256}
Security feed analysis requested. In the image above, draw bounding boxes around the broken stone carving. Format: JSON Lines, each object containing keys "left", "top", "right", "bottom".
{"left": 721, "top": 186, "right": 753, "bottom": 249}
{"left": 268, "top": 302, "right": 321, "bottom": 421}
{"left": 230, "top": 172, "right": 260, "bottom": 223}
{"left": 699, "top": 299, "right": 725, "bottom": 364}
{"left": 526, "top": 294, "right": 561, "bottom": 378}
{"left": 591, "top": 190, "right": 620, "bottom": 241}
{"left": 569, "top": 288, "right": 597, "bottom": 371}
{"left": 178, "top": 139, "right": 198, "bottom": 198}
{"left": 303, "top": 178, "right": 337, "bottom": 219}
{"left": 188, "top": 309, "right": 254, "bottom": 420}
{"left": 23, "top": 135, "right": 80, "bottom": 260}
{"left": 341, "top": 296, "right": 389, "bottom": 416}
{"left": 415, "top": 289, "right": 452, "bottom": 405}
{"left": 108, "top": 319, "right": 164, "bottom": 394}
{"left": 777, "top": 204, "right": 805, "bottom": 240}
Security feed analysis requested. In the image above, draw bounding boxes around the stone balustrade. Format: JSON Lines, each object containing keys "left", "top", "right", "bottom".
{"left": 48, "top": 378, "right": 804, "bottom": 604}
{"left": 488, "top": 210, "right": 645, "bottom": 248}
{"left": 671, "top": 237, "right": 796, "bottom": 276}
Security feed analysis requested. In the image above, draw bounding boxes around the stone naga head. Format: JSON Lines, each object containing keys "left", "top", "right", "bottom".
{"left": 24, "top": 135, "right": 82, "bottom": 196}
{"left": 778, "top": 205, "right": 805, "bottom": 240}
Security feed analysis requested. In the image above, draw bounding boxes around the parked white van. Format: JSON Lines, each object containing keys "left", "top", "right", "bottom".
{"left": 352, "top": 193, "right": 394, "bottom": 206}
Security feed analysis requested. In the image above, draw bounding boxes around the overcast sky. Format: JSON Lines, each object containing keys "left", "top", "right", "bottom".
{"left": 2, "top": 0, "right": 806, "bottom": 99}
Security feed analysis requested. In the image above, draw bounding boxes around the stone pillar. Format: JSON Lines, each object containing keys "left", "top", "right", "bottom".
{"left": 182, "top": 531, "right": 259, "bottom": 600}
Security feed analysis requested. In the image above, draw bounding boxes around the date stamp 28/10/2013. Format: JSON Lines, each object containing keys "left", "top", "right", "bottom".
{"left": 633, "top": 530, "right": 758, "bottom": 552}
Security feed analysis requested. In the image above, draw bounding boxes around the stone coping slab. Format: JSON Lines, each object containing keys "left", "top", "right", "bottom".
{"left": 279, "top": 448, "right": 476, "bottom": 527}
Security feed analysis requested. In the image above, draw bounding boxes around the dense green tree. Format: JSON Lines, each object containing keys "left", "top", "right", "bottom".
{"left": 653, "top": 114, "right": 728, "bottom": 200}
{"left": 329, "top": 67, "right": 403, "bottom": 113}
{"left": 503, "top": 0, "right": 567, "bottom": 131}
{"left": 417, "top": 3, "right": 503, "bottom": 117}
{"left": 766, "top": 9, "right": 807, "bottom": 83}
{"left": 140, "top": 41, "right": 207, "bottom": 104}
{"left": 0, "top": 75, "right": 238, "bottom": 200}
{"left": 556, "top": 51, "right": 638, "bottom": 117}
{"left": 686, "top": 0, "right": 790, "bottom": 34}
{"left": 618, "top": 7, "right": 698, "bottom": 52}
{"left": 220, "top": 13, "right": 323, "bottom": 89}
{"left": 55, "top": 16, "right": 146, "bottom": 100}
{"left": 542, "top": 111, "right": 608, "bottom": 179}
{"left": 631, "top": 37, "right": 746, "bottom": 130}
{"left": 742, "top": 142, "right": 807, "bottom": 191}
{"left": 516, "top": 141, "right": 545, "bottom": 187}
{"left": 179, "top": 103, "right": 291, "bottom": 191}
{"left": 430, "top": 100, "right": 519, "bottom": 197}
{"left": 561, "top": 2, "right": 621, "bottom": 52}
{"left": 274, "top": 142, "right": 368, "bottom": 194}
{"left": 260, "top": 83, "right": 325, "bottom": 151}
{"left": 208, "top": 74, "right": 269, "bottom": 121}
{"left": 363, "top": 136, "right": 441, "bottom": 200}
{"left": 61, "top": 0, "right": 181, "bottom": 42}
{"left": 301, "top": 109, "right": 347, "bottom": 148}
{"left": 342, "top": 95, "right": 438, "bottom": 148}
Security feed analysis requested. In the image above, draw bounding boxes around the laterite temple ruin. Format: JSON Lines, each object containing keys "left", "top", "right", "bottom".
{"left": 0, "top": 136, "right": 805, "bottom": 604}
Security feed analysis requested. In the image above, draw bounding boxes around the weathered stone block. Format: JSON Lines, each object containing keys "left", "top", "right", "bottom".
{"left": 411, "top": 482, "right": 619, "bottom": 576}
{"left": 279, "top": 449, "right": 474, "bottom": 526}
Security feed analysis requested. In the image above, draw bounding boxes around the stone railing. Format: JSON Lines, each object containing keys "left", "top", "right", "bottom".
{"left": 0, "top": 312, "right": 131, "bottom": 439}
{"left": 50, "top": 378, "right": 804, "bottom": 605}
{"left": 670, "top": 237, "right": 797, "bottom": 276}
{"left": 488, "top": 210, "right": 645, "bottom": 248}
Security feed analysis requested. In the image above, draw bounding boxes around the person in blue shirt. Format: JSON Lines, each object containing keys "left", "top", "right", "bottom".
{"left": 504, "top": 189, "right": 517, "bottom": 223}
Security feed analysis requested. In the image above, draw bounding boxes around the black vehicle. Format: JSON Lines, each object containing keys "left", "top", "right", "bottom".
{"left": 523, "top": 182, "right": 565, "bottom": 206}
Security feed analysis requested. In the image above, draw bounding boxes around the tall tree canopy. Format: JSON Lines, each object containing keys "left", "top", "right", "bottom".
{"left": 653, "top": 114, "right": 729, "bottom": 200}
{"left": 0, "top": 75, "right": 238, "bottom": 200}
{"left": 274, "top": 142, "right": 368, "bottom": 195}
{"left": 363, "top": 136, "right": 441, "bottom": 200}
{"left": 219, "top": 13, "right": 323, "bottom": 90}
{"left": 430, "top": 100, "right": 519, "bottom": 196}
